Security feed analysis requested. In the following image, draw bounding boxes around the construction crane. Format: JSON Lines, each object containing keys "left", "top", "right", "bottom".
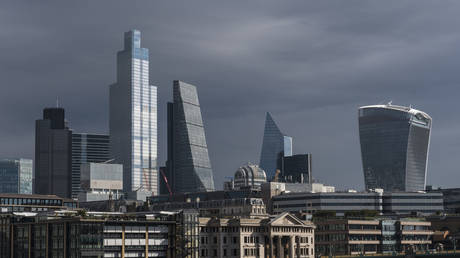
{"left": 273, "top": 169, "right": 281, "bottom": 182}
{"left": 160, "top": 168, "right": 173, "bottom": 196}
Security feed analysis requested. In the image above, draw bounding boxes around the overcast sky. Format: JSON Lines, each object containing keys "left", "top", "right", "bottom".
{"left": 1, "top": 1, "right": 460, "bottom": 190}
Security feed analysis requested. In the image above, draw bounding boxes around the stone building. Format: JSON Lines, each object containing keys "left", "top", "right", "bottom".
{"left": 199, "top": 212, "right": 315, "bottom": 258}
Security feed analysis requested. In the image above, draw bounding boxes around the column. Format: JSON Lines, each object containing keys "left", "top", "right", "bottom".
{"left": 277, "top": 236, "right": 282, "bottom": 258}
{"left": 289, "top": 236, "right": 295, "bottom": 258}
{"left": 269, "top": 236, "right": 274, "bottom": 258}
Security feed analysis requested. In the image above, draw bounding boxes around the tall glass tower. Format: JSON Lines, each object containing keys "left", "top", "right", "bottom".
{"left": 109, "top": 30, "right": 158, "bottom": 198}
{"left": 359, "top": 104, "right": 432, "bottom": 192}
{"left": 259, "top": 112, "right": 292, "bottom": 179}
{"left": 165, "top": 80, "right": 215, "bottom": 193}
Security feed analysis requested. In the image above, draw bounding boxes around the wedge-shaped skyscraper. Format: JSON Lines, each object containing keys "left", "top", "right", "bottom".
{"left": 109, "top": 30, "right": 158, "bottom": 198}
{"left": 165, "top": 80, "right": 215, "bottom": 193}
{"left": 259, "top": 112, "right": 292, "bottom": 179}
{"left": 359, "top": 104, "right": 432, "bottom": 192}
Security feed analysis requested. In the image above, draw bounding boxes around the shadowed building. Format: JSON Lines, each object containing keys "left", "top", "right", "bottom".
{"left": 0, "top": 159, "right": 33, "bottom": 194}
{"left": 259, "top": 112, "right": 292, "bottom": 179}
{"left": 71, "top": 133, "right": 110, "bottom": 198}
{"left": 282, "top": 154, "right": 312, "bottom": 184}
{"left": 165, "top": 80, "right": 215, "bottom": 193}
{"left": 109, "top": 30, "right": 158, "bottom": 199}
{"left": 35, "top": 107, "right": 72, "bottom": 198}
{"left": 358, "top": 104, "right": 432, "bottom": 192}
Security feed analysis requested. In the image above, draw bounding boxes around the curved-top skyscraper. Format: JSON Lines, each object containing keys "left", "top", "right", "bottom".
{"left": 358, "top": 104, "right": 432, "bottom": 192}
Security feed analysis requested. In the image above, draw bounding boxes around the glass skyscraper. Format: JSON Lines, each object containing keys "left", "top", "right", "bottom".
{"left": 259, "top": 112, "right": 292, "bottom": 179}
{"left": 165, "top": 80, "right": 215, "bottom": 193}
{"left": 359, "top": 104, "right": 432, "bottom": 192}
{"left": 109, "top": 30, "right": 158, "bottom": 198}
{"left": 71, "top": 133, "right": 110, "bottom": 199}
{"left": 0, "top": 159, "right": 33, "bottom": 194}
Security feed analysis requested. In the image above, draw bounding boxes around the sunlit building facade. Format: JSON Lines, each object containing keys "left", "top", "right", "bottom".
{"left": 259, "top": 112, "right": 292, "bottom": 179}
{"left": 109, "top": 30, "right": 158, "bottom": 198}
{"left": 359, "top": 104, "right": 432, "bottom": 192}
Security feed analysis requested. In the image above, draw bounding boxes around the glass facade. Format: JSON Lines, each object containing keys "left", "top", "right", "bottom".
{"left": 166, "top": 80, "right": 215, "bottom": 193}
{"left": 259, "top": 112, "right": 292, "bottom": 179}
{"left": 282, "top": 154, "right": 312, "bottom": 184}
{"left": 110, "top": 30, "right": 158, "bottom": 197}
{"left": 71, "top": 133, "right": 110, "bottom": 198}
{"left": 0, "top": 159, "right": 32, "bottom": 194}
{"left": 359, "top": 105, "right": 431, "bottom": 192}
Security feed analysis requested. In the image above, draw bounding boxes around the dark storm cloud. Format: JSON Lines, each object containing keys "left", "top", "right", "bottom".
{"left": 1, "top": 1, "right": 460, "bottom": 190}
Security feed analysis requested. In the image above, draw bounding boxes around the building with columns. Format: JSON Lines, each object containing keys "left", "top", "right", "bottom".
{"left": 199, "top": 212, "right": 315, "bottom": 258}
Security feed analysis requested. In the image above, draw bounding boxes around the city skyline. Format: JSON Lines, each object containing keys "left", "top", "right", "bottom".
{"left": 2, "top": 2, "right": 460, "bottom": 191}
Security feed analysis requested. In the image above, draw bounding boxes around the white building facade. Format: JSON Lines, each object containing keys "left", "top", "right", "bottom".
{"left": 110, "top": 30, "right": 158, "bottom": 199}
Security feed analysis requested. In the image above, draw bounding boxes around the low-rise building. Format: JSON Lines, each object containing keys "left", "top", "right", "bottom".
{"left": 272, "top": 191, "right": 443, "bottom": 216}
{"left": 0, "top": 211, "right": 176, "bottom": 258}
{"left": 0, "top": 193, "right": 77, "bottom": 213}
{"left": 78, "top": 162, "right": 123, "bottom": 202}
{"left": 315, "top": 218, "right": 433, "bottom": 256}
{"left": 199, "top": 212, "right": 315, "bottom": 258}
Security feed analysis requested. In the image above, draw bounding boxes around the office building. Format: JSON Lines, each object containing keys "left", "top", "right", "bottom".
{"left": 109, "top": 30, "right": 158, "bottom": 199}
{"left": 78, "top": 163, "right": 123, "bottom": 202}
{"left": 427, "top": 187, "right": 460, "bottom": 213}
{"left": 199, "top": 212, "right": 315, "bottom": 258}
{"left": 359, "top": 104, "right": 432, "bottom": 192}
{"left": 0, "top": 193, "right": 77, "bottom": 213}
{"left": 272, "top": 191, "right": 443, "bottom": 216}
{"left": 35, "top": 107, "right": 72, "bottom": 198}
{"left": 165, "top": 80, "right": 215, "bottom": 193}
{"left": 0, "top": 211, "right": 175, "bottom": 258}
{"left": 0, "top": 158, "right": 32, "bottom": 194}
{"left": 259, "top": 112, "right": 292, "bottom": 179}
{"left": 71, "top": 133, "right": 110, "bottom": 198}
{"left": 282, "top": 154, "right": 312, "bottom": 184}
{"left": 315, "top": 218, "right": 433, "bottom": 256}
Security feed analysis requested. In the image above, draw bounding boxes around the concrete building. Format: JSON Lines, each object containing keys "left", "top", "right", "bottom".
{"left": 165, "top": 80, "right": 215, "bottom": 194}
{"left": 71, "top": 133, "right": 110, "bottom": 198}
{"left": 78, "top": 163, "right": 123, "bottom": 202}
{"left": 109, "top": 29, "right": 158, "bottom": 199}
{"left": 199, "top": 212, "right": 315, "bottom": 258}
{"left": 35, "top": 107, "right": 72, "bottom": 198}
{"left": 359, "top": 104, "right": 432, "bottom": 192}
{"left": 315, "top": 218, "right": 433, "bottom": 256}
{"left": 272, "top": 191, "right": 443, "bottom": 216}
{"left": 0, "top": 211, "right": 175, "bottom": 258}
{"left": 0, "top": 158, "right": 33, "bottom": 194}
{"left": 261, "top": 182, "right": 335, "bottom": 214}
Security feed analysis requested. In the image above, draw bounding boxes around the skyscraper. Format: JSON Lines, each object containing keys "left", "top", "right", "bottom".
{"left": 0, "top": 158, "right": 33, "bottom": 194}
{"left": 109, "top": 30, "right": 158, "bottom": 198}
{"left": 282, "top": 154, "right": 312, "bottom": 184}
{"left": 71, "top": 133, "right": 110, "bottom": 199}
{"left": 359, "top": 104, "right": 432, "bottom": 192}
{"left": 165, "top": 80, "right": 215, "bottom": 193}
{"left": 259, "top": 112, "right": 292, "bottom": 179}
{"left": 35, "top": 107, "right": 72, "bottom": 198}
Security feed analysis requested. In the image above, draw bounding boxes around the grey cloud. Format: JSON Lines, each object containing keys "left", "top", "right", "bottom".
{"left": 0, "top": 1, "right": 460, "bottom": 190}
